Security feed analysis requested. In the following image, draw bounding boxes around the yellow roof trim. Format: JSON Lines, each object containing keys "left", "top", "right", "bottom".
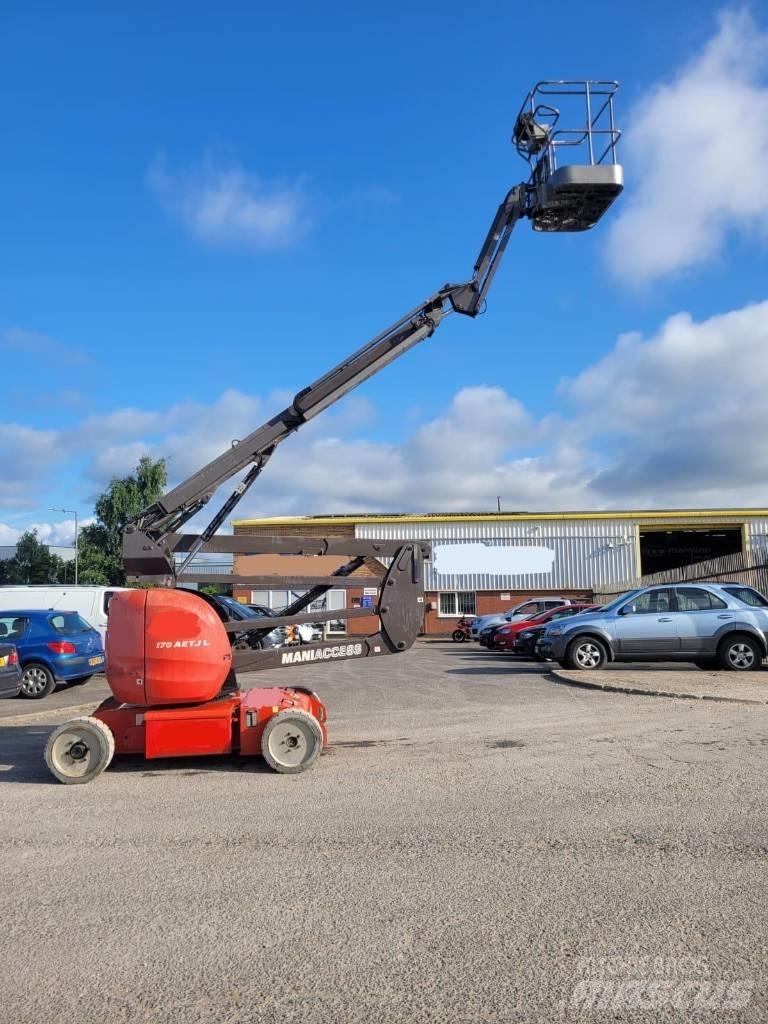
{"left": 232, "top": 508, "right": 768, "bottom": 527}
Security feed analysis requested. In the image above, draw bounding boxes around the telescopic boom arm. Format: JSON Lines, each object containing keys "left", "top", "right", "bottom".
{"left": 125, "top": 81, "right": 622, "bottom": 583}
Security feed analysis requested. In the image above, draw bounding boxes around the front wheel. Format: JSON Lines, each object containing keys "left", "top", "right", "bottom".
{"left": 717, "top": 635, "right": 763, "bottom": 672}
{"left": 261, "top": 709, "right": 323, "bottom": 774}
{"left": 20, "top": 662, "right": 55, "bottom": 699}
{"left": 452, "top": 630, "right": 466, "bottom": 643}
{"left": 564, "top": 636, "right": 608, "bottom": 671}
{"left": 44, "top": 717, "right": 115, "bottom": 784}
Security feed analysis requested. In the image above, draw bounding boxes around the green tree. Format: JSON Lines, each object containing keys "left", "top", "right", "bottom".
{"left": 78, "top": 456, "right": 167, "bottom": 586}
{"left": 3, "top": 530, "right": 67, "bottom": 584}
{"left": 199, "top": 583, "right": 231, "bottom": 597}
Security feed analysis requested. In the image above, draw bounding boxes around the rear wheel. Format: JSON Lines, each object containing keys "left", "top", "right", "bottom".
{"left": 564, "top": 636, "right": 608, "bottom": 671}
{"left": 44, "top": 716, "right": 115, "bottom": 784}
{"left": 717, "top": 634, "right": 763, "bottom": 672}
{"left": 452, "top": 630, "right": 466, "bottom": 643}
{"left": 261, "top": 709, "right": 323, "bottom": 774}
{"left": 20, "top": 662, "right": 55, "bottom": 699}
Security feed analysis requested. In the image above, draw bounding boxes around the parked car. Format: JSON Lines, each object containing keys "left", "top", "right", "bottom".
{"left": 490, "top": 603, "right": 598, "bottom": 652}
{"left": 0, "top": 642, "right": 22, "bottom": 698}
{"left": 287, "top": 622, "right": 325, "bottom": 644}
{"left": 470, "top": 597, "right": 574, "bottom": 641}
{"left": 537, "top": 584, "right": 768, "bottom": 671}
{"left": 247, "top": 603, "right": 325, "bottom": 644}
{"left": 203, "top": 595, "right": 286, "bottom": 650}
{"left": 0, "top": 586, "right": 128, "bottom": 643}
{"left": 0, "top": 610, "right": 105, "bottom": 699}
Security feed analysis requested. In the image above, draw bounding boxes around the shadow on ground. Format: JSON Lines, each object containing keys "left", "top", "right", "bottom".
{"left": 0, "top": 724, "right": 278, "bottom": 785}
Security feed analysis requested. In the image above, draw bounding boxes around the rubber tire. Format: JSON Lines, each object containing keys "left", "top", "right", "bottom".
{"left": 44, "top": 716, "right": 115, "bottom": 785}
{"left": 20, "top": 662, "right": 56, "bottom": 699}
{"left": 69, "top": 674, "right": 94, "bottom": 686}
{"left": 452, "top": 630, "right": 466, "bottom": 643}
{"left": 564, "top": 636, "right": 608, "bottom": 671}
{"left": 716, "top": 634, "right": 763, "bottom": 672}
{"left": 261, "top": 709, "right": 323, "bottom": 774}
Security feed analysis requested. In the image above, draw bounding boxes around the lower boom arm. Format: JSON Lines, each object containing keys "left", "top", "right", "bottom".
{"left": 125, "top": 185, "right": 527, "bottom": 580}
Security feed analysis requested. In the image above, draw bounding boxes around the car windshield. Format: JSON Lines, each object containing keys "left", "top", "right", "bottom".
{"left": 49, "top": 612, "right": 92, "bottom": 634}
{"left": 218, "top": 597, "right": 257, "bottom": 618}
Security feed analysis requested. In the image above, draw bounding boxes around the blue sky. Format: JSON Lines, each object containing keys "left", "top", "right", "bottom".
{"left": 2, "top": 2, "right": 768, "bottom": 545}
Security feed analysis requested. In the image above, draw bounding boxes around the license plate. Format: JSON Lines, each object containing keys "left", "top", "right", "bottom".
{"left": 88, "top": 656, "right": 105, "bottom": 666}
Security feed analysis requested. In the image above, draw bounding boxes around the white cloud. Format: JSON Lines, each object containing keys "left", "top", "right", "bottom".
{"left": 0, "top": 524, "right": 19, "bottom": 545}
{"left": 0, "top": 423, "right": 62, "bottom": 510}
{"left": 148, "top": 156, "right": 309, "bottom": 249}
{"left": 0, "top": 517, "right": 94, "bottom": 549}
{"left": 4, "top": 298, "right": 768, "bottom": 532}
{"left": 561, "top": 298, "right": 768, "bottom": 503}
{"left": 605, "top": 9, "right": 768, "bottom": 284}
{"left": 1, "top": 327, "right": 90, "bottom": 365}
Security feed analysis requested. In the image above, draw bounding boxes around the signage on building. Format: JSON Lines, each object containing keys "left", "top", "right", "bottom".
{"left": 432, "top": 543, "right": 556, "bottom": 577}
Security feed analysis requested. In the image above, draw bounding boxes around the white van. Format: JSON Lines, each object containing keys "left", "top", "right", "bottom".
{"left": 0, "top": 586, "right": 129, "bottom": 642}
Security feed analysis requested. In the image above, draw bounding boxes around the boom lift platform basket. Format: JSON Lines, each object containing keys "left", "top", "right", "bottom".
{"left": 44, "top": 81, "right": 623, "bottom": 783}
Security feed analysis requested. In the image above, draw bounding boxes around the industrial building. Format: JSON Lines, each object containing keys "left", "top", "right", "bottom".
{"left": 232, "top": 509, "right": 768, "bottom": 635}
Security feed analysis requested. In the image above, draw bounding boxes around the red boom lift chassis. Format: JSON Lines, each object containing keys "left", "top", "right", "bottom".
{"left": 44, "top": 81, "right": 623, "bottom": 783}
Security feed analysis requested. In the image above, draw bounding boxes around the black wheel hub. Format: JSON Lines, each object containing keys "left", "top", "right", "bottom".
{"left": 68, "top": 741, "right": 89, "bottom": 761}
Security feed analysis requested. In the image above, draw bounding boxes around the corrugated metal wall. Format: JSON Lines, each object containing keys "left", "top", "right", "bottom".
{"left": 356, "top": 514, "right": 768, "bottom": 592}
{"left": 747, "top": 519, "right": 768, "bottom": 551}
{"left": 356, "top": 518, "right": 638, "bottom": 590}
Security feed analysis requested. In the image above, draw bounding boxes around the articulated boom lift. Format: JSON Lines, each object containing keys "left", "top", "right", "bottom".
{"left": 45, "top": 81, "right": 623, "bottom": 783}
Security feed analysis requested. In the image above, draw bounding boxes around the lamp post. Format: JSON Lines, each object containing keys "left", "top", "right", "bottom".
{"left": 50, "top": 508, "right": 79, "bottom": 584}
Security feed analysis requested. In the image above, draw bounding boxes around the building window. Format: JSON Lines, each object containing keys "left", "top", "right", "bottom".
{"left": 250, "top": 588, "right": 347, "bottom": 634}
{"left": 438, "top": 592, "right": 476, "bottom": 617}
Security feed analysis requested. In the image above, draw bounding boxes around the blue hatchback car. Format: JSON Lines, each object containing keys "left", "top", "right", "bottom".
{"left": 0, "top": 610, "right": 105, "bottom": 699}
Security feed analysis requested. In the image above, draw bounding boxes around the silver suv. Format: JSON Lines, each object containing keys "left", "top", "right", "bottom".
{"left": 538, "top": 583, "right": 768, "bottom": 671}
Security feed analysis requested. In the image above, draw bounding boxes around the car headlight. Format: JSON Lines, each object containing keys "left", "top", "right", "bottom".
{"left": 519, "top": 631, "right": 533, "bottom": 639}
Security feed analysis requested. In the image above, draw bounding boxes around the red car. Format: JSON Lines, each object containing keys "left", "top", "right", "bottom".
{"left": 488, "top": 603, "right": 597, "bottom": 652}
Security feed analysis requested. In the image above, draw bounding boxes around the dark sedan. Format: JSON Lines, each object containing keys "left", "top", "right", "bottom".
{"left": 0, "top": 642, "right": 22, "bottom": 698}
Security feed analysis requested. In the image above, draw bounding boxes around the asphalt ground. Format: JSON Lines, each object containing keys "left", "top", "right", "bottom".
{"left": 1, "top": 643, "right": 767, "bottom": 1023}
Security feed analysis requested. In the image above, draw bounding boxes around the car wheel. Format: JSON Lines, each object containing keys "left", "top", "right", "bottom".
{"left": 20, "top": 662, "right": 56, "bottom": 699}
{"left": 68, "top": 675, "right": 94, "bottom": 685}
{"left": 717, "top": 634, "right": 763, "bottom": 672}
{"left": 564, "top": 636, "right": 608, "bottom": 671}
